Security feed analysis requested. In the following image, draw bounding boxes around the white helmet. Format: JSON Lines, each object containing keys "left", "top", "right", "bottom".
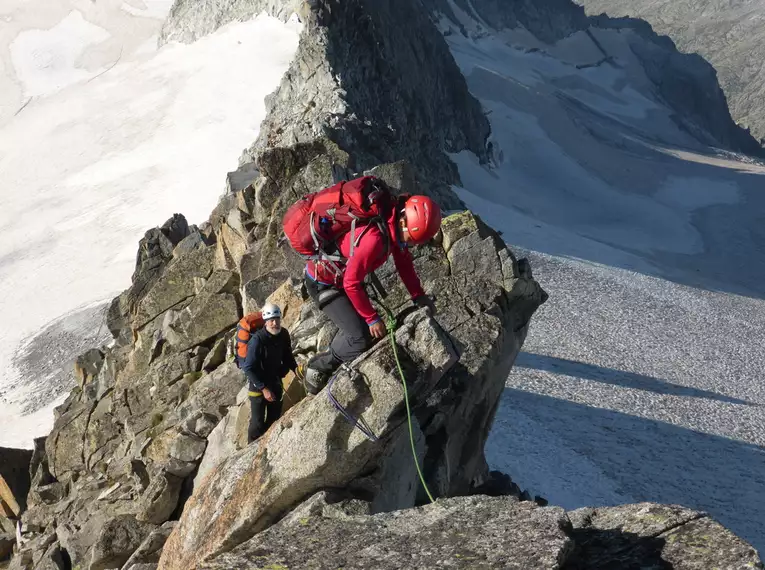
{"left": 262, "top": 303, "right": 282, "bottom": 320}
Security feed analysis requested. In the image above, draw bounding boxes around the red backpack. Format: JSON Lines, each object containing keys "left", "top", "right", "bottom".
{"left": 282, "top": 176, "right": 393, "bottom": 280}
{"left": 234, "top": 312, "right": 265, "bottom": 364}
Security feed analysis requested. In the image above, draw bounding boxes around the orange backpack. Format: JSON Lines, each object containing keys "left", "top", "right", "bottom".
{"left": 234, "top": 312, "right": 265, "bottom": 363}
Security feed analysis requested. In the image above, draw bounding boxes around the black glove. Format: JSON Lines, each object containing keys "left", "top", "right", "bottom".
{"left": 413, "top": 294, "right": 437, "bottom": 316}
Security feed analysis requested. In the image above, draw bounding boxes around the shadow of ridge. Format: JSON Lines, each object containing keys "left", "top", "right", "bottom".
{"left": 514, "top": 352, "right": 757, "bottom": 407}
{"left": 563, "top": 527, "right": 671, "bottom": 570}
{"left": 491, "top": 387, "right": 765, "bottom": 556}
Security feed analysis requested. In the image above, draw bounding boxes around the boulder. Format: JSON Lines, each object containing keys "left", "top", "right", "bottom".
{"left": 136, "top": 471, "right": 182, "bottom": 525}
{"left": 173, "top": 227, "right": 209, "bottom": 257}
{"left": 133, "top": 246, "right": 215, "bottom": 331}
{"left": 193, "top": 387, "right": 249, "bottom": 490}
{"left": 74, "top": 348, "right": 105, "bottom": 389}
{"left": 198, "top": 494, "right": 572, "bottom": 569}
{"left": 89, "top": 515, "right": 154, "bottom": 570}
{"left": 162, "top": 271, "right": 241, "bottom": 353}
{"left": 31, "top": 541, "right": 66, "bottom": 570}
{"left": 567, "top": 503, "right": 764, "bottom": 569}
{"left": 122, "top": 522, "right": 176, "bottom": 569}
{"left": 200, "top": 334, "right": 231, "bottom": 372}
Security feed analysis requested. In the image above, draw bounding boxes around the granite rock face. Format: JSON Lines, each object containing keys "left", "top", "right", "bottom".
{"left": 192, "top": 495, "right": 763, "bottom": 570}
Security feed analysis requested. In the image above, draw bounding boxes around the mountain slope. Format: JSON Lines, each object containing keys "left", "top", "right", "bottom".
{"left": 428, "top": 0, "right": 765, "bottom": 553}
{"left": 575, "top": 0, "right": 765, "bottom": 147}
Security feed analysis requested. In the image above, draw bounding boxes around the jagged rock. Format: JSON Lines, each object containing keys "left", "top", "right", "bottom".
{"left": 173, "top": 226, "right": 209, "bottom": 257}
{"left": 200, "top": 494, "right": 572, "bottom": 569}
{"left": 133, "top": 245, "right": 216, "bottom": 332}
{"left": 106, "top": 214, "right": 194, "bottom": 342}
{"left": 154, "top": 207, "right": 545, "bottom": 570}
{"left": 137, "top": 472, "right": 182, "bottom": 526}
{"left": 168, "top": 434, "right": 207, "bottom": 465}
{"left": 122, "top": 522, "right": 176, "bottom": 568}
{"left": 227, "top": 162, "right": 259, "bottom": 196}
{"left": 233, "top": 0, "right": 490, "bottom": 206}
{"left": 364, "top": 160, "right": 418, "bottom": 196}
{"left": 55, "top": 510, "right": 110, "bottom": 567}
{"left": 28, "top": 438, "right": 52, "bottom": 491}
{"left": 162, "top": 271, "right": 241, "bottom": 353}
{"left": 0, "top": 517, "right": 14, "bottom": 535}
{"left": 89, "top": 515, "right": 154, "bottom": 570}
{"left": 241, "top": 271, "right": 291, "bottom": 314}
{"left": 200, "top": 335, "right": 230, "bottom": 372}
{"left": 45, "top": 400, "right": 93, "bottom": 478}
{"left": 192, "top": 394, "right": 245, "bottom": 492}
{"left": 32, "top": 541, "right": 66, "bottom": 570}
{"left": 8, "top": 549, "right": 33, "bottom": 569}
{"left": 27, "top": 482, "right": 66, "bottom": 507}
{"left": 74, "top": 348, "right": 105, "bottom": 389}
{"left": 217, "top": 209, "right": 250, "bottom": 270}
{"left": 158, "top": 309, "right": 458, "bottom": 569}
{"left": 160, "top": 214, "right": 190, "bottom": 247}
{"left": 182, "top": 412, "right": 218, "bottom": 440}
{"left": 0, "top": 447, "right": 32, "bottom": 518}
{"left": 566, "top": 503, "right": 764, "bottom": 569}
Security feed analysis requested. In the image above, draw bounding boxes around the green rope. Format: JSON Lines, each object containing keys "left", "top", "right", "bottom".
{"left": 383, "top": 309, "right": 436, "bottom": 504}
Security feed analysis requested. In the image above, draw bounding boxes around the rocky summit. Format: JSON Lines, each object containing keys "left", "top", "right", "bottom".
{"left": 2, "top": 0, "right": 764, "bottom": 569}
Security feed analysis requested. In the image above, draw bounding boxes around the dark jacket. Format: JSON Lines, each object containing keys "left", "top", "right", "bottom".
{"left": 240, "top": 327, "right": 297, "bottom": 392}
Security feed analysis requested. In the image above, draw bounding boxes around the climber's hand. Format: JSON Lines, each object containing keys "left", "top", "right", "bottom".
{"left": 369, "top": 321, "right": 387, "bottom": 339}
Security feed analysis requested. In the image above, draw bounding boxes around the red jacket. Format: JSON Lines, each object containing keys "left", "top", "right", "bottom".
{"left": 306, "top": 211, "right": 425, "bottom": 324}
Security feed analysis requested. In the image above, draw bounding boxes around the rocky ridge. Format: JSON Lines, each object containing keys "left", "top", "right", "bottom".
{"left": 3, "top": 0, "right": 764, "bottom": 568}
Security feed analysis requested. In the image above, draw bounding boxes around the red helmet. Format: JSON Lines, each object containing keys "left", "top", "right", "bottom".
{"left": 402, "top": 195, "right": 442, "bottom": 244}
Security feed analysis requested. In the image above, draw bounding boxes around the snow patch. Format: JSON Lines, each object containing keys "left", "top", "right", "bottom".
{"left": 0, "top": 13, "right": 302, "bottom": 447}
{"left": 9, "top": 10, "right": 111, "bottom": 97}
{"left": 120, "top": 0, "right": 175, "bottom": 20}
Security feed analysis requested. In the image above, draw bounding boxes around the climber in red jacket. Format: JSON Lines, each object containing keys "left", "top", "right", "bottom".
{"left": 297, "top": 191, "right": 442, "bottom": 394}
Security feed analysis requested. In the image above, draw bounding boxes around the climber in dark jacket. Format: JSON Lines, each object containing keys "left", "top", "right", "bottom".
{"left": 240, "top": 303, "right": 297, "bottom": 443}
